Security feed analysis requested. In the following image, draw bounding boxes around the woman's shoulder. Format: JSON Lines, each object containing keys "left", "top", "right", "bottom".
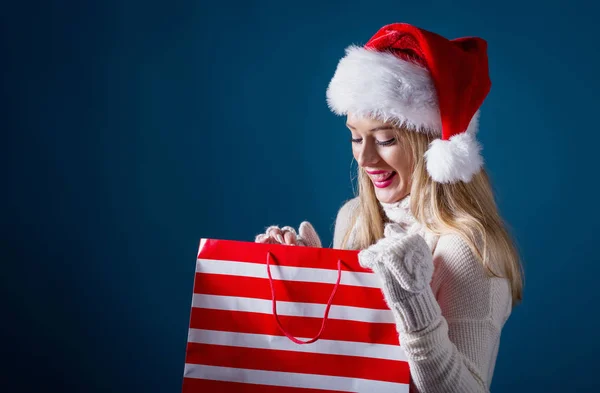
{"left": 432, "top": 231, "right": 512, "bottom": 326}
{"left": 433, "top": 232, "right": 490, "bottom": 281}
{"left": 334, "top": 196, "right": 360, "bottom": 232}
{"left": 435, "top": 232, "right": 473, "bottom": 255}
{"left": 332, "top": 197, "right": 360, "bottom": 249}
{"left": 336, "top": 196, "right": 360, "bottom": 218}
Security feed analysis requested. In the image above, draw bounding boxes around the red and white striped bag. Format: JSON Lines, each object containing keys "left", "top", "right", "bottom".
{"left": 182, "top": 238, "right": 411, "bottom": 392}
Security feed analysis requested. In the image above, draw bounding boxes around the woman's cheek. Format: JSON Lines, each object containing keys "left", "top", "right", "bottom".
{"left": 381, "top": 146, "right": 406, "bottom": 170}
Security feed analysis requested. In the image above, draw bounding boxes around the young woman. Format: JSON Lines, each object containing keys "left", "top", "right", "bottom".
{"left": 256, "top": 22, "right": 523, "bottom": 393}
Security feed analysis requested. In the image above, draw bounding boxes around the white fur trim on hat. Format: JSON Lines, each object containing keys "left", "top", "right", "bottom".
{"left": 326, "top": 45, "right": 441, "bottom": 135}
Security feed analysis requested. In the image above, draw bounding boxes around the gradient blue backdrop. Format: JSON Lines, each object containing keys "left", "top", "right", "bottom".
{"left": 4, "top": 1, "right": 599, "bottom": 392}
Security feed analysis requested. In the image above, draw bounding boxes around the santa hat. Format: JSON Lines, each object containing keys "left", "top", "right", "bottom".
{"left": 326, "top": 23, "right": 492, "bottom": 184}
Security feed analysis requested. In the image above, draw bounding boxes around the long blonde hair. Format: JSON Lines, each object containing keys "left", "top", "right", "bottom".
{"left": 340, "top": 125, "right": 524, "bottom": 306}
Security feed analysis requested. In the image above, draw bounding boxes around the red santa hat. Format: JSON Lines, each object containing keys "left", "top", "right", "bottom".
{"left": 326, "top": 23, "right": 492, "bottom": 184}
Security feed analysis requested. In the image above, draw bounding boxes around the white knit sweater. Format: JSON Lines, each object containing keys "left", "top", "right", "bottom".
{"left": 332, "top": 195, "right": 513, "bottom": 393}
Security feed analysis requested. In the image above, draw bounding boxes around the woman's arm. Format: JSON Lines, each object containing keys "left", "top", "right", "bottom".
{"left": 333, "top": 201, "right": 512, "bottom": 391}
{"left": 371, "top": 233, "right": 512, "bottom": 393}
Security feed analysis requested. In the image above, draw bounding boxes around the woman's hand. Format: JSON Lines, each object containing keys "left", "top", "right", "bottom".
{"left": 255, "top": 221, "right": 322, "bottom": 248}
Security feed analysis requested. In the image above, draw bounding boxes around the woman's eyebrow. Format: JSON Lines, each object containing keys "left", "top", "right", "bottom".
{"left": 346, "top": 123, "right": 394, "bottom": 132}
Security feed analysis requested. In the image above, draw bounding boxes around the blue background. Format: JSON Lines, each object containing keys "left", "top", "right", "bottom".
{"left": 4, "top": 1, "right": 599, "bottom": 392}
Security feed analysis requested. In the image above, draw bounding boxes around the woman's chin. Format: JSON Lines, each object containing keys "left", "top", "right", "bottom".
{"left": 374, "top": 187, "right": 407, "bottom": 204}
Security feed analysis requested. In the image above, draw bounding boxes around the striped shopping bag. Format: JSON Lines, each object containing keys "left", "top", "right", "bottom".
{"left": 182, "top": 238, "right": 410, "bottom": 393}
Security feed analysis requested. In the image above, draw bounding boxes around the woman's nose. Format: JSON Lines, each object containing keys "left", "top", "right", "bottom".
{"left": 355, "top": 141, "right": 379, "bottom": 167}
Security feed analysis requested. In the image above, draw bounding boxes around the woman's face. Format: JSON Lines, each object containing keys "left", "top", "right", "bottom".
{"left": 346, "top": 114, "right": 413, "bottom": 204}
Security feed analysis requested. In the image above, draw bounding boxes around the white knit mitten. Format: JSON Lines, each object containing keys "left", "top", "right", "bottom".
{"left": 296, "top": 222, "right": 322, "bottom": 247}
{"left": 358, "top": 224, "right": 439, "bottom": 333}
{"left": 255, "top": 221, "right": 322, "bottom": 248}
{"left": 358, "top": 226, "right": 433, "bottom": 298}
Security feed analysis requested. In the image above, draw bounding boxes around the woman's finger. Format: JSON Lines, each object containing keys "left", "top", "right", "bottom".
{"left": 257, "top": 233, "right": 278, "bottom": 244}
{"left": 283, "top": 231, "right": 297, "bottom": 245}
{"left": 266, "top": 226, "right": 284, "bottom": 244}
{"left": 263, "top": 236, "right": 279, "bottom": 244}
{"left": 281, "top": 226, "right": 298, "bottom": 245}
{"left": 255, "top": 234, "right": 268, "bottom": 243}
{"left": 298, "top": 221, "right": 322, "bottom": 248}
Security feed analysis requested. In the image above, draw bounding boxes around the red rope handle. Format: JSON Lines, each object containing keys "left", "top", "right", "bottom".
{"left": 266, "top": 252, "right": 342, "bottom": 344}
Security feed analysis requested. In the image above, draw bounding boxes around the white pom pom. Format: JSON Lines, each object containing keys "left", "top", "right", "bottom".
{"left": 424, "top": 132, "right": 483, "bottom": 184}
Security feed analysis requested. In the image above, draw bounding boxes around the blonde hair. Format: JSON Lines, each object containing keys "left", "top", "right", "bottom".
{"left": 340, "top": 125, "right": 524, "bottom": 306}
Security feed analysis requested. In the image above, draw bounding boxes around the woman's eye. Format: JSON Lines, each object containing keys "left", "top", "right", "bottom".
{"left": 377, "top": 138, "right": 396, "bottom": 146}
{"left": 350, "top": 137, "right": 396, "bottom": 146}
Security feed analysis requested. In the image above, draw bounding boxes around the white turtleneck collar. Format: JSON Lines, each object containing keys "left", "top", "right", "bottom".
{"left": 379, "top": 193, "right": 439, "bottom": 251}
{"left": 379, "top": 193, "right": 418, "bottom": 229}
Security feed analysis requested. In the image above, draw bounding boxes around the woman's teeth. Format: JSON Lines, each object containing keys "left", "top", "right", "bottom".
{"left": 371, "top": 171, "right": 395, "bottom": 181}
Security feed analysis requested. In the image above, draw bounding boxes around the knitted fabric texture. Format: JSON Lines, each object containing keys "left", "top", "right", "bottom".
{"left": 358, "top": 229, "right": 434, "bottom": 295}
{"left": 380, "top": 197, "right": 417, "bottom": 229}
{"left": 261, "top": 222, "right": 322, "bottom": 248}
{"left": 296, "top": 221, "right": 322, "bottom": 248}
{"left": 332, "top": 194, "right": 512, "bottom": 393}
